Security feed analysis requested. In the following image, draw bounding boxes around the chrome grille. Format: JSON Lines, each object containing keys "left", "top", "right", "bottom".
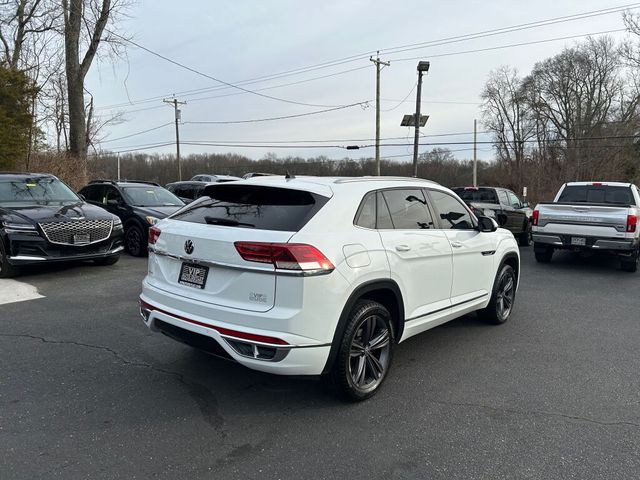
{"left": 38, "top": 220, "right": 113, "bottom": 246}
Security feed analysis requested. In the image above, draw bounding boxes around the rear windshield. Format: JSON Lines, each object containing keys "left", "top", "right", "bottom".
{"left": 452, "top": 188, "right": 498, "bottom": 204}
{"left": 122, "top": 186, "right": 183, "bottom": 207}
{"left": 557, "top": 185, "right": 634, "bottom": 205}
{"left": 171, "top": 185, "right": 329, "bottom": 231}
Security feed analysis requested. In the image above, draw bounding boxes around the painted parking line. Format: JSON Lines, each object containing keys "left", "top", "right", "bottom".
{"left": 0, "top": 279, "right": 45, "bottom": 306}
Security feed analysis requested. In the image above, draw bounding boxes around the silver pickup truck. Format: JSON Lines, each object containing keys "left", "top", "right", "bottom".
{"left": 532, "top": 182, "right": 640, "bottom": 272}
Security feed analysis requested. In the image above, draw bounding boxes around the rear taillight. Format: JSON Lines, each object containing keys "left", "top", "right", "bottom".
{"left": 627, "top": 214, "right": 637, "bottom": 233}
{"left": 532, "top": 210, "right": 539, "bottom": 226}
{"left": 148, "top": 226, "right": 161, "bottom": 244}
{"left": 234, "top": 242, "right": 334, "bottom": 272}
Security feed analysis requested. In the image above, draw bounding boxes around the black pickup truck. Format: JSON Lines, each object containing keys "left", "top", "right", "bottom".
{"left": 452, "top": 186, "right": 533, "bottom": 246}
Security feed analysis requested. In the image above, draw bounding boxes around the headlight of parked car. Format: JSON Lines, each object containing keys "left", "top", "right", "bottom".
{"left": 145, "top": 216, "right": 159, "bottom": 226}
{"left": 113, "top": 218, "right": 123, "bottom": 230}
{"left": 3, "top": 222, "right": 39, "bottom": 235}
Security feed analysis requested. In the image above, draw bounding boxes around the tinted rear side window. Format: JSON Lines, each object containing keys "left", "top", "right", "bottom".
{"left": 172, "top": 185, "right": 329, "bottom": 231}
{"left": 453, "top": 188, "right": 498, "bottom": 204}
{"left": 558, "top": 185, "right": 633, "bottom": 205}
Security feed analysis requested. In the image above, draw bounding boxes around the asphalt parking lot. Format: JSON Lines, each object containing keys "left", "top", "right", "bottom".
{"left": 1, "top": 249, "right": 639, "bottom": 479}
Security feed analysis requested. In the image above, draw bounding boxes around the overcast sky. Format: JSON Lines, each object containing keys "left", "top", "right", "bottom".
{"left": 88, "top": 0, "right": 633, "bottom": 163}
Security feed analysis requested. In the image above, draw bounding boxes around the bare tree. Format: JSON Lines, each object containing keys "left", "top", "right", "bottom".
{"left": 481, "top": 66, "right": 536, "bottom": 188}
{"left": 61, "top": 0, "right": 129, "bottom": 177}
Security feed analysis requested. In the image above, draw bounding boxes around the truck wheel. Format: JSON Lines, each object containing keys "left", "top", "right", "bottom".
{"left": 329, "top": 300, "right": 394, "bottom": 401}
{"left": 479, "top": 264, "right": 516, "bottom": 325}
{"left": 620, "top": 248, "right": 639, "bottom": 273}
{"left": 534, "top": 244, "right": 553, "bottom": 263}
{"left": 519, "top": 226, "right": 532, "bottom": 247}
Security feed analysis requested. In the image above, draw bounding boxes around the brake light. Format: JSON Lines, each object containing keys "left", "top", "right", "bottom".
{"left": 627, "top": 214, "right": 637, "bottom": 233}
{"left": 591, "top": 182, "right": 603, "bottom": 186}
{"left": 148, "top": 226, "right": 161, "bottom": 244}
{"left": 532, "top": 210, "right": 539, "bottom": 226}
{"left": 234, "top": 242, "right": 335, "bottom": 272}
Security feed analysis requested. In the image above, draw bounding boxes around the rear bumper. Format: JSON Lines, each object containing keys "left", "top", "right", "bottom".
{"left": 139, "top": 285, "right": 332, "bottom": 375}
{"left": 533, "top": 233, "right": 637, "bottom": 252}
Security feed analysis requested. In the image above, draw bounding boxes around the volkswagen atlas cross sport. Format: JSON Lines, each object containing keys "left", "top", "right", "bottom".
{"left": 139, "top": 176, "right": 520, "bottom": 400}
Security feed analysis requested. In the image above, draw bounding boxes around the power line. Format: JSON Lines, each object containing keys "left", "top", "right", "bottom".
{"left": 107, "top": 30, "right": 368, "bottom": 109}
{"left": 381, "top": 82, "right": 417, "bottom": 112}
{"left": 377, "top": 3, "right": 638, "bottom": 57}
{"left": 98, "top": 4, "right": 639, "bottom": 110}
{"left": 184, "top": 102, "right": 369, "bottom": 125}
{"left": 96, "top": 65, "right": 374, "bottom": 112}
{"left": 388, "top": 28, "right": 627, "bottom": 63}
{"left": 100, "top": 122, "right": 173, "bottom": 143}
{"left": 89, "top": 142, "right": 175, "bottom": 155}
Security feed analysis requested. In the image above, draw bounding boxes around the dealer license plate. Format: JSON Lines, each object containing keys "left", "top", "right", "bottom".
{"left": 178, "top": 262, "right": 209, "bottom": 289}
{"left": 73, "top": 233, "right": 90, "bottom": 245}
{"left": 570, "top": 237, "right": 586, "bottom": 246}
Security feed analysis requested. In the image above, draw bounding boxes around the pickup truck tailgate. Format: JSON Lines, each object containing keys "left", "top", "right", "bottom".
{"left": 535, "top": 204, "right": 629, "bottom": 236}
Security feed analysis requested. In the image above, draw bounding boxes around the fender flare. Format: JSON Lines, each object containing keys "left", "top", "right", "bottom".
{"left": 321, "top": 279, "right": 404, "bottom": 375}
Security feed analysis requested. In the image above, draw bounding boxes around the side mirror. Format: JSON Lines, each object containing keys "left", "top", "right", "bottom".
{"left": 106, "top": 199, "right": 120, "bottom": 206}
{"left": 522, "top": 201, "right": 529, "bottom": 208}
{"left": 477, "top": 215, "right": 499, "bottom": 233}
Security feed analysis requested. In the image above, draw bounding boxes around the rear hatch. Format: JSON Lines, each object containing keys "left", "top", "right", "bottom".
{"left": 146, "top": 183, "right": 330, "bottom": 312}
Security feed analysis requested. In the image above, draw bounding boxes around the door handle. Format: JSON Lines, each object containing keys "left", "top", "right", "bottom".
{"left": 395, "top": 244, "right": 411, "bottom": 252}
{"left": 450, "top": 241, "right": 463, "bottom": 248}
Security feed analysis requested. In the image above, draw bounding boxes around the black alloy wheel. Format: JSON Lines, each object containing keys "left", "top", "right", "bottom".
{"left": 479, "top": 264, "right": 517, "bottom": 325}
{"left": 125, "top": 225, "right": 146, "bottom": 257}
{"left": 330, "top": 300, "right": 394, "bottom": 401}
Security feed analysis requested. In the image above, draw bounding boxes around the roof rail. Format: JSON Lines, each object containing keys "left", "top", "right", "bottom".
{"left": 118, "top": 179, "right": 161, "bottom": 186}
{"left": 88, "top": 179, "right": 118, "bottom": 185}
{"left": 88, "top": 179, "right": 160, "bottom": 187}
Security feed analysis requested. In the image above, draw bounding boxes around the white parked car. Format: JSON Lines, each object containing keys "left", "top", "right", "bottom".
{"left": 139, "top": 176, "right": 520, "bottom": 400}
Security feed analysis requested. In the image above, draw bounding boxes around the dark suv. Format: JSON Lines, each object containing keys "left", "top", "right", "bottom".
{"left": 79, "top": 180, "right": 184, "bottom": 256}
{"left": 0, "top": 173, "right": 123, "bottom": 278}
{"left": 165, "top": 181, "right": 208, "bottom": 204}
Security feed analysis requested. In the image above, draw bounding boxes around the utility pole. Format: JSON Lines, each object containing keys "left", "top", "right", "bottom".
{"left": 370, "top": 51, "right": 390, "bottom": 176}
{"left": 412, "top": 61, "right": 430, "bottom": 178}
{"left": 163, "top": 97, "right": 186, "bottom": 180}
{"left": 473, "top": 119, "right": 477, "bottom": 187}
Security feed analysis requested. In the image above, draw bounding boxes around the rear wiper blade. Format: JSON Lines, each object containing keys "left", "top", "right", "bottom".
{"left": 204, "top": 216, "right": 255, "bottom": 228}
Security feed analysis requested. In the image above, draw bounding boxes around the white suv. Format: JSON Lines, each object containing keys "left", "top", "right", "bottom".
{"left": 139, "top": 176, "right": 520, "bottom": 400}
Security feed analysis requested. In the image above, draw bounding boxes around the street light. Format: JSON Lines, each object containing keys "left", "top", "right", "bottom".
{"left": 412, "top": 61, "right": 430, "bottom": 177}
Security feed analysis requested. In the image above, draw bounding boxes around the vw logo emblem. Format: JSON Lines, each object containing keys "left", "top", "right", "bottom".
{"left": 184, "top": 240, "right": 194, "bottom": 255}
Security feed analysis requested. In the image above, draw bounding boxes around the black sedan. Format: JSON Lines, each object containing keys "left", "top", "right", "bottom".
{"left": 0, "top": 173, "right": 124, "bottom": 278}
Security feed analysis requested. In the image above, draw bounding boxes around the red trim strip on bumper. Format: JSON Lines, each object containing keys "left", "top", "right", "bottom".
{"left": 139, "top": 298, "right": 289, "bottom": 346}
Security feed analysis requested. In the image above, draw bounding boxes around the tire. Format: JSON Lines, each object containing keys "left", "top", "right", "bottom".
{"left": 0, "top": 240, "right": 20, "bottom": 278}
{"left": 124, "top": 224, "right": 146, "bottom": 257}
{"left": 519, "top": 224, "right": 532, "bottom": 247}
{"left": 620, "top": 248, "right": 639, "bottom": 273}
{"left": 329, "top": 300, "right": 394, "bottom": 401}
{"left": 94, "top": 255, "right": 120, "bottom": 266}
{"left": 478, "top": 264, "right": 516, "bottom": 325}
{"left": 534, "top": 244, "right": 553, "bottom": 263}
